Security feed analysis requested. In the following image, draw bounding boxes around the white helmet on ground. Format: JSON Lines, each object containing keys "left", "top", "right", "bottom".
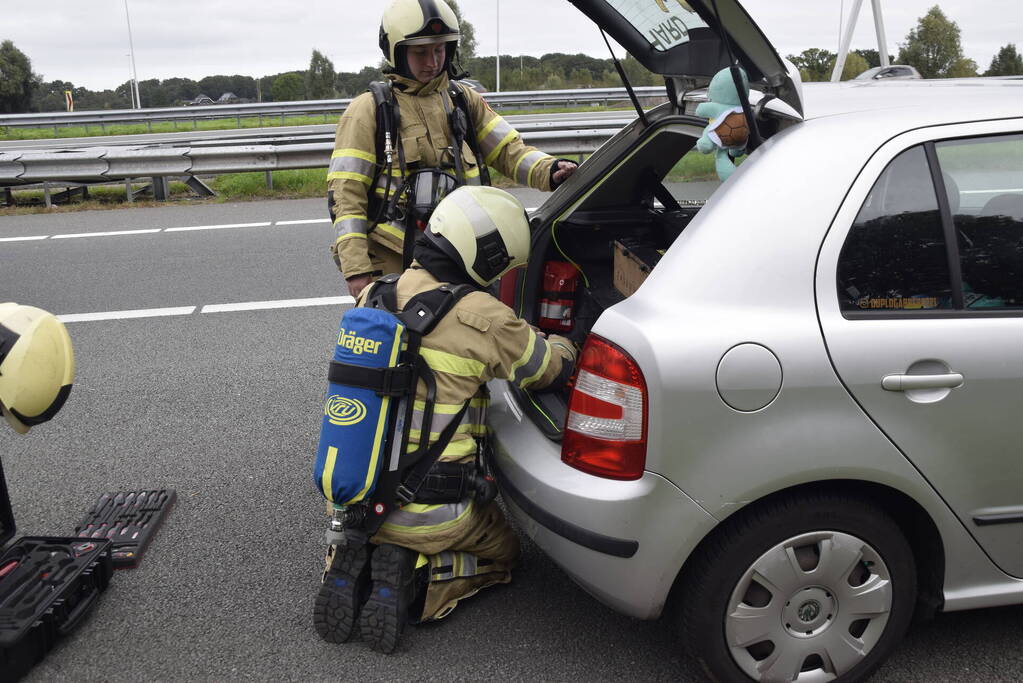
{"left": 424, "top": 186, "right": 531, "bottom": 287}
{"left": 0, "top": 303, "right": 75, "bottom": 434}
{"left": 379, "top": 0, "right": 460, "bottom": 77}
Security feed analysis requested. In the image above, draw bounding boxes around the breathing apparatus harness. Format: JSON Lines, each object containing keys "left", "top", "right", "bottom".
{"left": 322, "top": 275, "right": 497, "bottom": 547}
{"left": 366, "top": 79, "right": 492, "bottom": 270}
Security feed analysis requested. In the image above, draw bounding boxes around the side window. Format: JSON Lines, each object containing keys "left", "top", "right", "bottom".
{"left": 838, "top": 145, "right": 952, "bottom": 312}
{"left": 936, "top": 134, "right": 1023, "bottom": 309}
{"left": 666, "top": 148, "right": 727, "bottom": 204}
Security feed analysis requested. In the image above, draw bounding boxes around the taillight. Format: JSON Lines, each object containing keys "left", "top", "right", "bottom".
{"left": 562, "top": 335, "right": 647, "bottom": 480}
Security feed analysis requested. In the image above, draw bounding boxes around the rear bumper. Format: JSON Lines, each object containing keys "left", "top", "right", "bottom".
{"left": 487, "top": 381, "right": 717, "bottom": 620}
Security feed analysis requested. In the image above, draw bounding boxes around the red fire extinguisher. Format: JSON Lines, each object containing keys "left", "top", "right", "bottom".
{"left": 538, "top": 261, "right": 579, "bottom": 333}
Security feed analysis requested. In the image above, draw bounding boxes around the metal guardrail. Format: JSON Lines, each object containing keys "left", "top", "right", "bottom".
{"left": 0, "top": 87, "right": 664, "bottom": 131}
{"left": 0, "top": 117, "right": 636, "bottom": 203}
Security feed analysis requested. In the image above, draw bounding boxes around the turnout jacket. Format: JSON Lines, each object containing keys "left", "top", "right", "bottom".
{"left": 358, "top": 266, "right": 576, "bottom": 465}
{"left": 328, "top": 73, "right": 559, "bottom": 279}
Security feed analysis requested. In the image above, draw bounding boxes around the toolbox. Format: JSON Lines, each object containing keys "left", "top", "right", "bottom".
{"left": 612, "top": 238, "right": 664, "bottom": 298}
{"left": 0, "top": 461, "right": 113, "bottom": 682}
{"left": 74, "top": 488, "right": 176, "bottom": 568}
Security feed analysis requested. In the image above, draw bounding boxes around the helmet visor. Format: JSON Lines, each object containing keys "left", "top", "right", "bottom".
{"left": 400, "top": 34, "right": 458, "bottom": 47}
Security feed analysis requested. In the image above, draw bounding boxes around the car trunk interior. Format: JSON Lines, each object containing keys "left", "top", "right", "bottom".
{"left": 502, "top": 116, "right": 713, "bottom": 438}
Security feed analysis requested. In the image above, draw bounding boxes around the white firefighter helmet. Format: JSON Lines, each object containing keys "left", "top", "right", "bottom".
{"left": 0, "top": 303, "right": 75, "bottom": 434}
{"left": 424, "top": 186, "right": 531, "bottom": 287}
{"left": 379, "top": 0, "right": 460, "bottom": 73}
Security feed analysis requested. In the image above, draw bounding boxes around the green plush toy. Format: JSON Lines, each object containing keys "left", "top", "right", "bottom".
{"left": 695, "top": 67, "right": 751, "bottom": 181}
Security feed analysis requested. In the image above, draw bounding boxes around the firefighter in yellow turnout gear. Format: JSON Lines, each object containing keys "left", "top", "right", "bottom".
{"left": 316, "top": 186, "right": 577, "bottom": 652}
{"left": 327, "top": 0, "right": 577, "bottom": 298}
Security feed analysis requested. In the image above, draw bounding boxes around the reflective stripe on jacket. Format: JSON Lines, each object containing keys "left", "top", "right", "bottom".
{"left": 363, "top": 266, "right": 576, "bottom": 539}
{"left": 328, "top": 73, "right": 558, "bottom": 278}
{"left": 358, "top": 266, "right": 576, "bottom": 464}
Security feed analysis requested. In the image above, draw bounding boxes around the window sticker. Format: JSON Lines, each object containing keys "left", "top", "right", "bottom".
{"left": 606, "top": 0, "right": 708, "bottom": 52}
{"left": 855, "top": 296, "right": 940, "bottom": 310}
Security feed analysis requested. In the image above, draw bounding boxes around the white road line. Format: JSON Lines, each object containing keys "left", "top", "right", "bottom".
{"left": 58, "top": 306, "right": 197, "bottom": 323}
{"left": 164, "top": 221, "right": 272, "bottom": 233}
{"left": 201, "top": 296, "right": 353, "bottom": 313}
{"left": 276, "top": 218, "right": 330, "bottom": 225}
{"left": 51, "top": 229, "right": 161, "bottom": 240}
{"left": 0, "top": 235, "right": 49, "bottom": 242}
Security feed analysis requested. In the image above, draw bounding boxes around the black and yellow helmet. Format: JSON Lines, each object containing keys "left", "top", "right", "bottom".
{"left": 0, "top": 303, "right": 74, "bottom": 434}
{"left": 379, "top": 0, "right": 460, "bottom": 77}
{"left": 424, "top": 186, "right": 531, "bottom": 288}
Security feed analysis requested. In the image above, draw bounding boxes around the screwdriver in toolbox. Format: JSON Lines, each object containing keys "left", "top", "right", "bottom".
{"left": 0, "top": 558, "right": 18, "bottom": 580}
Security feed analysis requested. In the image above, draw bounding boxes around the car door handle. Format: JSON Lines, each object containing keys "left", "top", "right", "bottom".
{"left": 881, "top": 373, "right": 964, "bottom": 391}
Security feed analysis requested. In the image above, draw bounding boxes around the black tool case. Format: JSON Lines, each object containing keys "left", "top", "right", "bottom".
{"left": 0, "top": 461, "right": 113, "bottom": 682}
{"left": 75, "top": 488, "right": 176, "bottom": 568}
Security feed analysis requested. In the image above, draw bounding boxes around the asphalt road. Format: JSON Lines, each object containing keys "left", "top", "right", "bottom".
{"left": 2, "top": 196, "right": 1022, "bottom": 682}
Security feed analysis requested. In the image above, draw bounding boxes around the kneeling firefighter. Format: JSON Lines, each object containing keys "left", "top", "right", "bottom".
{"left": 311, "top": 186, "right": 577, "bottom": 652}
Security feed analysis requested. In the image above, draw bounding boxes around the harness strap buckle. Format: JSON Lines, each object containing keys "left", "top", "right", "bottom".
{"left": 394, "top": 484, "right": 416, "bottom": 506}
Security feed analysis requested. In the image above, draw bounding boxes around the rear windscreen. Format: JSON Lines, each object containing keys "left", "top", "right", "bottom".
{"left": 605, "top": 0, "right": 709, "bottom": 52}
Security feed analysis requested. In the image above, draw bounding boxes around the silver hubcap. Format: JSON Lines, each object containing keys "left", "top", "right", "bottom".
{"left": 724, "top": 531, "right": 893, "bottom": 682}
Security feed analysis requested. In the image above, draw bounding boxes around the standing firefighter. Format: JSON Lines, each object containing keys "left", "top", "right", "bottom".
{"left": 327, "top": 0, "right": 577, "bottom": 298}
{"left": 313, "top": 186, "right": 577, "bottom": 652}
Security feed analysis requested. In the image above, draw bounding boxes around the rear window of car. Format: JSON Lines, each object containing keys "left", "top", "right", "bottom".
{"left": 605, "top": 0, "right": 709, "bottom": 52}
{"left": 838, "top": 145, "right": 953, "bottom": 312}
{"left": 838, "top": 134, "right": 1023, "bottom": 315}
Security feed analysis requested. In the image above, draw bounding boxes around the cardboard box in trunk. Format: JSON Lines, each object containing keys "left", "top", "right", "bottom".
{"left": 613, "top": 239, "right": 663, "bottom": 298}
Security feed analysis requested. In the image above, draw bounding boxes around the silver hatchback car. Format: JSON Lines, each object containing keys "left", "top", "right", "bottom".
{"left": 487, "top": 1, "right": 1023, "bottom": 681}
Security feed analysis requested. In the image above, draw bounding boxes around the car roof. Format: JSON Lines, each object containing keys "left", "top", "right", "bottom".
{"left": 799, "top": 79, "right": 1023, "bottom": 125}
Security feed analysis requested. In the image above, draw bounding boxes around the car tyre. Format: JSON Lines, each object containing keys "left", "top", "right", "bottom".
{"left": 678, "top": 493, "right": 917, "bottom": 682}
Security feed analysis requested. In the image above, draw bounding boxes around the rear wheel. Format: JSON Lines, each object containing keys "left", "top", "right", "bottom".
{"left": 679, "top": 494, "right": 917, "bottom": 682}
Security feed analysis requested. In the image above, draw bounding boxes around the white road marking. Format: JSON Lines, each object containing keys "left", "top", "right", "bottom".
{"left": 164, "top": 221, "right": 271, "bottom": 232}
{"left": 51, "top": 228, "right": 161, "bottom": 239}
{"left": 0, "top": 218, "right": 315, "bottom": 242}
{"left": 2, "top": 212, "right": 528, "bottom": 243}
{"left": 961, "top": 188, "right": 1023, "bottom": 195}
{"left": 202, "top": 296, "right": 353, "bottom": 313}
{"left": 276, "top": 218, "right": 330, "bottom": 225}
{"left": 58, "top": 306, "right": 197, "bottom": 323}
{"left": 59, "top": 296, "right": 353, "bottom": 323}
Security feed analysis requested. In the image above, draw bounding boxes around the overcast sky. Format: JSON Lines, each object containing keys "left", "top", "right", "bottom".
{"left": 4, "top": 1, "right": 1020, "bottom": 91}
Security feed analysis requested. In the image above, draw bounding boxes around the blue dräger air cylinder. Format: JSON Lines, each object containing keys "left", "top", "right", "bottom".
{"left": 312, "top": 307, "right": 405, "bottom": 506}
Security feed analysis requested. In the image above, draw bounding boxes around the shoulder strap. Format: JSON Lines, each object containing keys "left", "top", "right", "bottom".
{"left": 400, "top": 283, "right": 476, "bottom": 336}
{"left": 364, "top": 273, "right": 400, "bottom": 313}
{"left": 368, "top": 81, "right": 394, "bottom": 170}
{"left": 367, "top": 82, "right": 403, "bottom": 229}
{"left": 448, "top": 82, "right": 491, "bottom": 186}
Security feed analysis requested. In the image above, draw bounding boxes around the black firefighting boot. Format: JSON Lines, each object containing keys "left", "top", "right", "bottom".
{"left": 314, "top": 542, "right": 373, "bottom": 643}
{"left": 359, "top": 543, "right": 422, "bottom": 653}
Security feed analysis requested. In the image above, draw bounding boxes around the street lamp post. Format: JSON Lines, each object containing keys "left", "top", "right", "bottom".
{"left": 495, "top": 0, "right": 501, "bottom": 92}
{"left": 124, "top": 0, "right": 141, "bottom": 108}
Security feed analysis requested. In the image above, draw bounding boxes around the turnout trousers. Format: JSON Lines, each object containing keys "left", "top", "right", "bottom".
{"left": 371, "top": 499, "right": 520, "bottom": 621}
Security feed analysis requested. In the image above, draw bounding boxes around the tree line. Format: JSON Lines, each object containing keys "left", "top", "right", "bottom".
{"left": 788, "top": 6, "right": 1022, "bottom": 81}
{"left": 2, "top": 4, "right": 1021, "bottom": 115}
